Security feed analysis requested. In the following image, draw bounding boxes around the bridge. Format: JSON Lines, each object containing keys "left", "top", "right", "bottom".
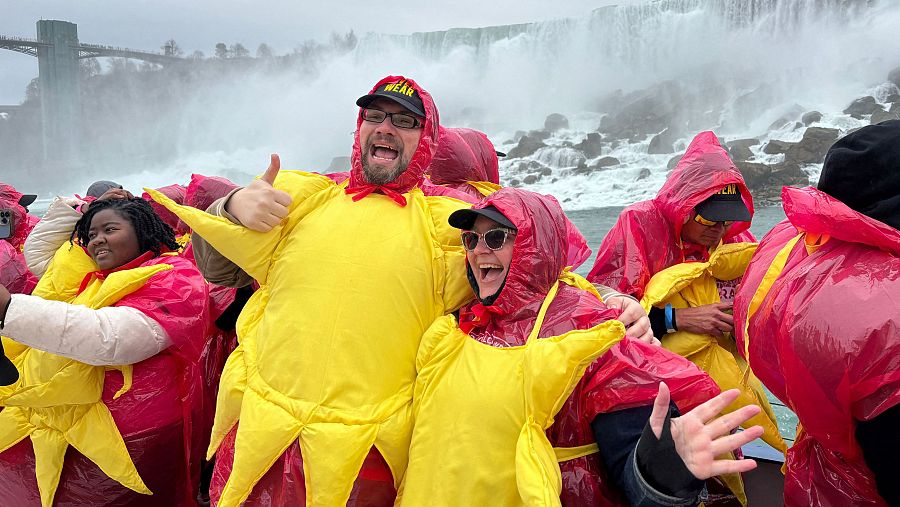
{"left": 0, "top": 20, "right": 183, "bottom": 164}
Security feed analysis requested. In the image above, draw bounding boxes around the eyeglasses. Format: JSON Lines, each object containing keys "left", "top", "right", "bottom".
{"left": 361, "top": 108, "right": 423, "bottom": 129}
{"left": 461, "top": 228, "right": 516, "bottom": 251}
{"left": 693, "top": 212, "right": 732, "bottom": 227}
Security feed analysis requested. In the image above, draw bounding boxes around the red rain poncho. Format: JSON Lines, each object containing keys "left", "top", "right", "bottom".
{"left": 428, "top": 126, "right": 500, "bottom": 200}
{"left": 208, "top": 75, "right": 465, "bottom": 507}
{"left": 142, "top": 184, "right": 188, "bottom": 236}
{"left": 587, "top": 132, "right": 756, "bottom": 298}
{"left": 457, "top": 188, "right": 720, "bottom": 505}
{"left": 734, "top": 186, "right": 900, "bottom": 506}
{"left": 0, "top": 184, "right": 39, "bottom": 294}
{"left": 0, "top": 254, "right": 211, "bottom": 506}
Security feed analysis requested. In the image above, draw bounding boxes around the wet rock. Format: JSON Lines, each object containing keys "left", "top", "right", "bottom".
{"left": 785, "top": 127, "right": 839, "bottom": 165}
{"left": 598, "top": 81, "right": 683, "bottom": 143}
{"left": 509, "top": 178, "right": 521, "bottom": 187}
{"left": 648, "top": 128, "right": 678, "bottom": 155}
{"left": 871, "top": 109, "right": 900, "bottom": 125}
{"left": 593, "top": 156, "right": 620, "bottom": 169}
{"left": 736, "top": 160, "right": 808, "bottom": 202}
{"left": 801, "top": 111, "right": 822, "bottom": 126}
{"left": 544, "top": 113, "right": 569, "bottom": 132}
{"left": 507, "top": 133, "right": 547, "bottom": 158}
{"left": 763, "top": 139, "right": 794, "bottom": 155}
{"left": 574, "top": 133, "right": 603, "bottom": 158}
{"left": 843, "top": 96, "right": 881, "bottom": 119}
{"left": 667, "top": 154, "right": 683, "bottom": 171}
{"left": 636, "top": 168, "right": 652, "bottom": 181}
{"left": 523, "top": 174, "right": 539, "bottom": 185}
{"left": 327, "top": 156, "right": 350, "bottom": 172}
{"left": 528, "top": 129, "right": 551, "bottom": 141}
{"left": 726, "top": 138, "right": 758, "bottom": 161}
{"left": 767, "top": 104, "right": 805, "bottom": 131}
{"left": 889, "top": 66, "right": 900, "bottom": 88}
{"left": 892, "top": 102, "right": 900, "bottom": 114}
{"left": 886, "top": 94, "right": 900, "bottom": 105}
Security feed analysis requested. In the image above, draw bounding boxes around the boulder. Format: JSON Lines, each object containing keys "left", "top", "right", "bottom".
{"left": 544, "top": 113, "right": 569, "bottom": 132}
{"left": 726, "top": 138, "right": 758, "bottom": 161}
{"left": 736, "top": 160, "right": 808, "bottom": 202}
{"left": 593, "top": 156, "right": 620, "bottom": 169}
{"left": 889, "top": 66, "right": 900, "bottom": 89}
{"left": 767, "top": 104, "right": 805, "bottom": 131}
{"left": 527, "top": 129, "right": 551, "bottom": 141}
{"left": 574, "top": 132, "right": 603, "bottom": 158}
{"left": 784, "top": 127, "right": 839, "bottom": 165}
{"left": 801, "top": 111, "right": 822, "bottom": 126}
{"left": 843, "top": 96, "right": 881, "bottom": 119}
{"left": 892, "top": 102, "right": 900, "bottom": 114}
{"left": 636, "top": 168, "right": 652, "bottom": 181}
{"left": 667, "top": 154, "right": 683, "bottom": 171}
{"left": 523, "top": 174, "right": 539, "bottom": 185}
{"left": 598, "top": 81, "right": 683, "bottom": 142}
{"left": 648, "top": 128, "right": 678, "bottom": 155}
{"left": 507, "top": 134, "right": 547, "bottom": 159}
{"left": 871, "top": 109, "right": 900, "bottom": 125}
{"left": 763, "top": 139, "right": 794, "bottom": 155}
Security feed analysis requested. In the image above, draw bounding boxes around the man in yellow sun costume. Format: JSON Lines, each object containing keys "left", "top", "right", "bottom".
{"left": 148, "top": 75, "right": 476, "bottom": 507}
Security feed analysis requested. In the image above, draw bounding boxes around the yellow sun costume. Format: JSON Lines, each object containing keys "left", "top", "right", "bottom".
{"left": 147, "top": 168, "right": 472, "bottom": 506}
{"left": 640, "top": 241, "right": 788, "bottom": 505}
{"left": 0, "top": 244, "right": 161, "bottom": 506}
{"left": 397, "top": 275, "right": 625, "bottom": 506}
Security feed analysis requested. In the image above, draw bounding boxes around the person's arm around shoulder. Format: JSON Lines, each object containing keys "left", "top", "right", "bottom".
{"left": 0, "top": 285, "right": 171, "bottom": 366}
{"left": 23, "top": 196, "right": 84, "bottom": 277}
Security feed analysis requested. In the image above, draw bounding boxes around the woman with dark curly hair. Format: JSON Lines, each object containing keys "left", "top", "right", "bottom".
{"left": 0, "top": 192, "right": 210, "bottom": 506}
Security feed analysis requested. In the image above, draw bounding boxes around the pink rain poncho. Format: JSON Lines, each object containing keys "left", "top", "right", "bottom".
{"left": 734, "top": 186, "right": 900, "bottom": 506}
{"left": 428, "top": 126, "right": 500, "bottom": 200}
{"left": 0, "top": 183, "right": 39, "bottom": 294}
{"left": 587, "top": 132, "right": 755, "bottom": 298}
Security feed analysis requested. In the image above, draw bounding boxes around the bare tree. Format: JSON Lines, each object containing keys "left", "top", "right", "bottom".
{"left": 190, "top": 50, "right": 205, "bottom": 60}
{"left": 256, "top": 43, "right": 274, "bottom": 59}
{"left": 162, "top": 39, "right": 184, "bottom": 57}
{"left": 230, "top": 43, "right": 249, "bottom": 58}
{"left": 214, "top": 43, "right": 229, "bottom": 59}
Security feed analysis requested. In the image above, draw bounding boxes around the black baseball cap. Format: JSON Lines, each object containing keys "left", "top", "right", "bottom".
{"left": 448, "top": 205, "right": 516, "bottom": 230}
{"left": 17, "top": 194, "right": 36, "bottom": 207}
{"left": 0, "top": 341, "right": 20, "bottom": 386}
{"left": 695, "top": 184, "right": 751, "bottom": 222}
{"left": 356, "top": 79, "right": 426, "bottom": 118}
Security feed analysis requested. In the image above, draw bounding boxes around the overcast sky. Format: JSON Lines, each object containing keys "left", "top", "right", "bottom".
{"left": 1, "top": 0, "right": 629, "bottom": 103}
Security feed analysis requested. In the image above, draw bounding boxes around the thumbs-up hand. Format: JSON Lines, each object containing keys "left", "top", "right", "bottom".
{"left": 225, "top": 154, "right": 293, "bottom": 232}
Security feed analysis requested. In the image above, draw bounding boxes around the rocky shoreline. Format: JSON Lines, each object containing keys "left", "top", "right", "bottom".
{"left": 499, "top": 67, "right": 900, "bottom": 207}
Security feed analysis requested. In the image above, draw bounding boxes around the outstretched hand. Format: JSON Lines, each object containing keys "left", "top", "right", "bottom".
{"left": 225, "top": 154, "right": 292, "bottom": 232}
{"left": 605, "top": 295, "right": 658, "bottom": 345}
{"left": 649, "top": 383, "right": 762, "bottom": 480}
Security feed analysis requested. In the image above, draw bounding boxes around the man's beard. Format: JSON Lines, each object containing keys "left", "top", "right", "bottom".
{"left": 362, "top": 144, "right": 410, "bottom": 185}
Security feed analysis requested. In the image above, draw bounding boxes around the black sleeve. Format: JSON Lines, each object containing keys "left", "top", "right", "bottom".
{"left": 855, "top": 403, "right": 900, "bottom": 505}
{"left": 649, "top": 306, "right": 667, "bottom": 339}
{"left": 592, "top": 403, "right": 702, "bottom": 500}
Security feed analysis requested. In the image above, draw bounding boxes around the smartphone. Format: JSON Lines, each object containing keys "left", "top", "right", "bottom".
{"left": 0, "top": 209, "right": 12, "bottom": 240}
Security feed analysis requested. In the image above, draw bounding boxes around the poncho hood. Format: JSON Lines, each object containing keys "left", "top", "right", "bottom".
{"left": 348, "top": 75, "right": 439, "bottom": 199}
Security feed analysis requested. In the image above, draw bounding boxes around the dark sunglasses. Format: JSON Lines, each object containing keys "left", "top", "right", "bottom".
{"left": 693, "top": 212, "right": 732, "bottom": 227}
{"left": 461, "top": 228, "right": 516, "bottom": 251}
{"left": 361, "top": 108, "right": 423, "bottom": 129}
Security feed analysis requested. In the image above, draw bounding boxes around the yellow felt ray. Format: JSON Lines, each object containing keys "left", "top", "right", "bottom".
{"left": 298, "top": 422, "right": 380, "bottom": 507}
{"left": 0, "top": 406, "right": 31, "bottom": 451}
{"left": 206, "top": 344, "right": 247, "bottom": 459}
{"left": 216, "top": 390, "right": 304, "bottom": 507}
{"left": 65, "top": 402, "right": 151, "bottom": 494}
{"left": 31, "top": 427, "right": 68, "bottom": 507}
